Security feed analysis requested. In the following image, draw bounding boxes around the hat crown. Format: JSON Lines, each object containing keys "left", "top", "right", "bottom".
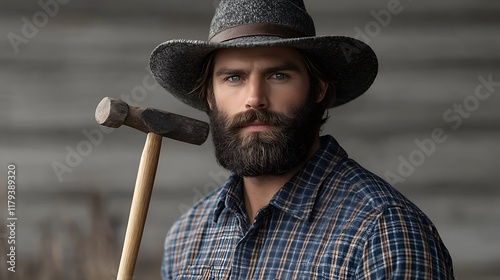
{"left": 209, "top": 0, "right": 316, "bottom": 41}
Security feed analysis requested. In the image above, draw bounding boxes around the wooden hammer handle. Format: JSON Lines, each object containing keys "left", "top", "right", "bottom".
{"left": 116, "top": 133, "right": 163, "bottom": 280}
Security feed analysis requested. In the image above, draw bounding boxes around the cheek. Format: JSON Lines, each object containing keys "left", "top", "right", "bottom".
{"left": 213, "top": 85, "right": 248, "bottom": 114}
{"left": 271, "top": 83, "right": 309, "bottom": 111}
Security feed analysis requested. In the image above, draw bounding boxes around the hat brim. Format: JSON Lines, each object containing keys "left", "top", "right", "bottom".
{"left": 150, "top": 35, "right": 378, "bottom": 111}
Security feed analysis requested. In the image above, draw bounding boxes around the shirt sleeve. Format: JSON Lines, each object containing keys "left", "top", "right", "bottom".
{"left": 357, "top": 206, "right": 455, "bottom": 279}
{"left": 161, "top": 236, "right": 173, "bottom": 280}
{"left": 161, "top": 224, "right": 179, "bottom": 280}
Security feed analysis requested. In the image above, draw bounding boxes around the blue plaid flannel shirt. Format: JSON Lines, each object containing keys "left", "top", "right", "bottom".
{"left": 162, "top": 135, "right": 454, "bottom": 279}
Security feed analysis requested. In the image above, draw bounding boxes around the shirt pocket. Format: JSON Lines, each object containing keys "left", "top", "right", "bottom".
{"left": 175, "top": 265, "right": 212, "bottom": 280}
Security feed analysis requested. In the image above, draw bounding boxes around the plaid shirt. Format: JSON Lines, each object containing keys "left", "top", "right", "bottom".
{"left": 162, "top": 135, "right": 454, "bottom": 279}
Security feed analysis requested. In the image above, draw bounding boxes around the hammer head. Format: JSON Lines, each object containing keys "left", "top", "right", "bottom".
{"left": 96, "top": 97, "right": 209, "bottom": 145}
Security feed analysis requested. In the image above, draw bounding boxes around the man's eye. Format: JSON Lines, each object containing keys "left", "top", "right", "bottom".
{"left": 271, "top": 73, "right": 287, "bottom": 80}
{"left": 226, "top": 76, "right": 241, "bottom": 82}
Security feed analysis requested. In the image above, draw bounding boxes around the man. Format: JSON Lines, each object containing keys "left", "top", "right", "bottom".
{"left": 150, "top": 0, "right": 455, "bottom": 279}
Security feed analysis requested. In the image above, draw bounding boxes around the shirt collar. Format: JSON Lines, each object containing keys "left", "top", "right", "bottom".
{"left": 214, "top": 173, "right": 244, "bottom": 222}
{"left": 213, "top": 135, "right": 347, "bottom": 223}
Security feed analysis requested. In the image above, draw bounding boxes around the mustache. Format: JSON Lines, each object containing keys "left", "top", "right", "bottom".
{"left": 225, "top": 109, "right": 294, "bottom": 131}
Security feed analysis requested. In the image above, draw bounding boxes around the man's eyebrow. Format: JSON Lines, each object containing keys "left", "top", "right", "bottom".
{"left": 260, "top": 62, "right": 302, "bottom": 75}
{"left": 214, "top": 61, "right": 303, "bottom": 77}
{"left": 214, "top": 68, "right": 246, "bottom": 77}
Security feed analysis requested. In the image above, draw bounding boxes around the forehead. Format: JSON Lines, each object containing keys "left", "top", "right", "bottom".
{"left": 212, "top": 46, "right": 307, "bottom": 69}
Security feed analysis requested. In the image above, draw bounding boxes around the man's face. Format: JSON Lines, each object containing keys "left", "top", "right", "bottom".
{"left": 208, "top": 46, "right": 325, "bottom": 177}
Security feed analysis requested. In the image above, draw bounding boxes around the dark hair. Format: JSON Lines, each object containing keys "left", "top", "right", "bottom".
{"left": 298, "top": 50, "right": 335, "bottom": 128}
{"left": 192, "top": 49, "right": 335, "bottom": 127}
{"left": 190, "top": 51, "right": 216, "bottom": 112}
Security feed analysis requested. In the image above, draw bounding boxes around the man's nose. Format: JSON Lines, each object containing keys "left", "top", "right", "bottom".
{"left": 245, "top": 77, "right": 269, "bottom": 109}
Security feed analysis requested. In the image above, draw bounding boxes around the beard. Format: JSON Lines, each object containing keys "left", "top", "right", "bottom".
{"left": 208, "top": 94, "right": 320, "bottom": 177}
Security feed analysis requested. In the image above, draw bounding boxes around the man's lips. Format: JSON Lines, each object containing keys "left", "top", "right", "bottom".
{"left": 240, "top": 121, "right": 273, "bottom": 132}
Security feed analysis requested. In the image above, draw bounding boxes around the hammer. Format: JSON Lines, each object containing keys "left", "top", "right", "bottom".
{"left": 95, "top": 97, "right": 209, "bottom": 280}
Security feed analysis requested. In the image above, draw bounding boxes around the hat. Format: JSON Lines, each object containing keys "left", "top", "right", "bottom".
{"left": 150, "top": 0, "right": 378, "bottom": 111}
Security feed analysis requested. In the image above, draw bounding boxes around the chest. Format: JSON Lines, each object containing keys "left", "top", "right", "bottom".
{"left": 171, "top": 209, "right": 366, "bottom": 279}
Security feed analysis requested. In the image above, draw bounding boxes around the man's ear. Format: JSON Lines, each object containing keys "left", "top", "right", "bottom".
{"left": 206, "top": 92, "right": 214, "bottom": 110}
{"left": 316, "top": 80, "right": 328, "bottom": 103}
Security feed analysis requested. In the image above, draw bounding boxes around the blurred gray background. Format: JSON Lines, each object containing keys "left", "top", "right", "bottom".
{"left": 1, "top": 0, "right": 499, "bottom": 279}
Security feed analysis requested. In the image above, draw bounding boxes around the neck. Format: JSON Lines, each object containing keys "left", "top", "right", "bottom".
{"left": 242, "top": 137, "right": 321, "bottom": 223}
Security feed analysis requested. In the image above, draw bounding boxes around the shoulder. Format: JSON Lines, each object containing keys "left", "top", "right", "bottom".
{"left": 322, "top": 157, "right": 454, "bottom": 277}
{"left": 358, "top": 205, "right": 455, "bottom": 278}
{"left": 333, "top": 157, "right": 422, "bottom": 214}
{"left": 316, "top": 135, "right": 418, "bottom": 214}
{"left": 319, "top": 154, "right": 442, "bottom": 239}
{"left": 166, "top": 186, "right": 221, "bottom": 243}
{"left": 161, "top": 187, "right": 222, "bottom": 279}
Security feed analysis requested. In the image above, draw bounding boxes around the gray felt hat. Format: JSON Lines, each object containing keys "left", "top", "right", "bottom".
{"left": 150, "top": 0, "right": 378, "bottom": 111}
